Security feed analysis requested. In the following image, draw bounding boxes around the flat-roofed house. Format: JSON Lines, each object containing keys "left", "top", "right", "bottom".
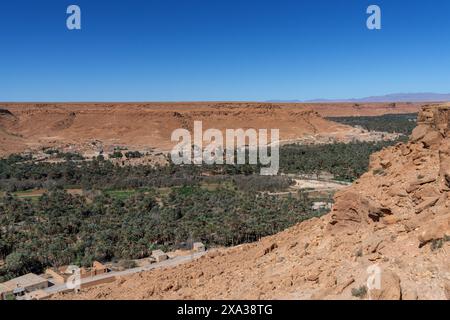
{"left": 46, "top": 261, "right": 110, "bottom": 283}
{"left": 91, "top": 261, "right": 109, "bottom": 275}
{"left": 151, "top": 250, "right": 168, "bottom": 263}
{"left": 80, "top": 261, "right": 110, "bottom": 278}
{"left": 193, "top": 242, "right": 206, "bottom": 252}
{"left": 0, "top": 273, "right": 48, "bottom": 300}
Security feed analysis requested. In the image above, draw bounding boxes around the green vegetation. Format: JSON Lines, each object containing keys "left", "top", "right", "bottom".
{"left": 279, "top": 140, "right": 401, "bottom": 181}
{"left": 351, "top": 285, "right": 368, "bottom": 298}
{"left": 125, "top": 151, "right": 143, "bottom": 159}
{"left": 355, "top": 247, "right": 363, "bottom": 257}
{"left": 430, "top": 236, "right": 449, "bottom": 251}
{"left": 327, "top": 113, "right": 417, "bottom": 135}
{"left": 0, "top": 187, "right": 315, "bottom": 282}
{"left": 431, "top": 239, "right": 444, "bottom": 251}
{"left": 109, "top": 151, "right": 124, "bottom": 159}
{"left": 4, "top": 293, "right": 16, "bottom": 301}
{"left": 43, "top": 149, "right": 85, "bottom": 161}
{"left": 104, "top": 189, "right": 138, "bottom": 200}
{"left": 0, "top": 139, "right": 403, "bottom": 194}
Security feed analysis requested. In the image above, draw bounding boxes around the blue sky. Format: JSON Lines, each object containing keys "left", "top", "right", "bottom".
{"left": 0, "top": 0, "right": 449, "bottom": 101}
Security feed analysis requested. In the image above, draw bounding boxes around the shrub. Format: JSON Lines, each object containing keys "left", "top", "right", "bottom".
{"left": 431, "top": 239, "right": 444, "bottom": 251}
{"left": 351, "top": 285, "right": 368, "bottom": 298}
{"left": 125, "top": 151, "right": 143, "bottom": 159}
{"left": 109, "top": 151, "right": 123, "bottom": 159}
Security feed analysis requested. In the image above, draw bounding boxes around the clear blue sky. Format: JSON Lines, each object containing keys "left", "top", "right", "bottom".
{"left": 1, "top": 0, "right": 449, "bottom": 101}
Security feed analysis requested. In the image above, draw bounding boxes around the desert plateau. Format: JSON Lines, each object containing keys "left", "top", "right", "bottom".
{"left": 0, "top": 102, "right": 421, "bottom": 157}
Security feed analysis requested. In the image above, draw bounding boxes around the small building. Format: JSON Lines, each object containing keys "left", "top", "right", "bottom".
{"left": 0, "top": 273, "right": 48, "bottom": 300}
{"left": 90, "top": 261, "right": 109, "bottom": 276}
{"left": 193, "top": 242, "right": 206, "bottom": 252}
{"left": 151, "top": 250, "right": 168, "bottom": 263}
{"left": 45, "top": 265, "right": 83, "bottom": 284}
{"left": 45, "top": 268, "right": 67, "bottom": 285}
{"left": 81, "top": 261, "right": 110, "bottom": 278}
{"left": 46, "top": 261, "right": 110, "bottom": 283}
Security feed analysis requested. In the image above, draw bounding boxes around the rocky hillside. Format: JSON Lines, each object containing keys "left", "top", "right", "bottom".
{"left": 56, "top": 104, "right": 449, "bottom": 300}
{"left": 0, "top": 108, "right": 24, "bottom": 155}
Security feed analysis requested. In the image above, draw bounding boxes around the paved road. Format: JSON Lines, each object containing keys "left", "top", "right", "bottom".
{"left": 43, "top": 251, "right": 208, "bottom": 295}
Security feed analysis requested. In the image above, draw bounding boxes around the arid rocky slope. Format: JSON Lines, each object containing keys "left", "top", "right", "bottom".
{"left": 57, "top": 104, "right": 449, "bottom": 300}
{"left": 0, "top": 102, "right": 420, "bottom": 156}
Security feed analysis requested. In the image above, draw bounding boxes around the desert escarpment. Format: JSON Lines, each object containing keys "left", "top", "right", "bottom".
{"left": 56, "top": 104, "right": 449, "bottom": 300}
{"left": 0, "top": 102, "right": 420, "bottom": 156}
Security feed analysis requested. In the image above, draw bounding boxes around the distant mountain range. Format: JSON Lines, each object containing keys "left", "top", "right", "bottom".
{"left": 268, "top": 93, "right": 450, "bottom": 103}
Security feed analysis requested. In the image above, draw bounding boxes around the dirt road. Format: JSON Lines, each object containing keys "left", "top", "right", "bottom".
{"left": 43, "top": 251, "right": 208, "bottom": 297}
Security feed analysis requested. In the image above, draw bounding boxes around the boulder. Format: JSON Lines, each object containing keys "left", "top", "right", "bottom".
{"left": 422, "top": 131, "right": 443, "bottom": 148}
{"left": 410, "top": 125, "right": 431, "bottom": 142}
{"left": 388, "top": 185, "right": 408, "bottom": 198}
{"left": 415, "top": 197, "right": 440, "bottom": 214}
{"left": 418, "top": 216, "right": 450, "bottom": 246}
{"left": 306, "top": 270, "right": 321, "bottom": 282}
{"left": 368, "top": 270, "right": 401, "bottom": 300}
{"left": 406, "top": 175, "right": 437, "bottom": 194}
{"left": 362, "top": 235, "right": 384, "bottom": 254}
{"left": 329, "top": 191, "right": 393, "bottom": 230}
{"left": 381, "top": 215, "right": 399, "bottom": 225}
